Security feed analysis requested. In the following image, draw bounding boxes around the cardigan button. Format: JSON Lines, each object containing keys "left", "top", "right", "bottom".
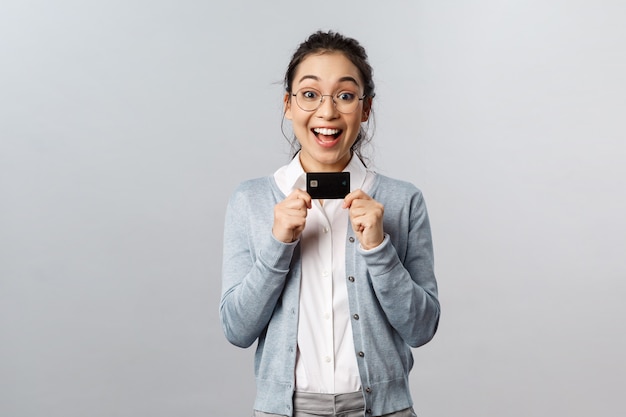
{"left": 349, "top": 237, "right": 355, "bottom": 243}
{"left": 365, "top": 387, "right": 372, "bottom": 393}
{"left": 358, "top": 351, "right": 365, "bottom": 357}
{"left": 353, "top": 314, "right": 359, "bottom": 320}
{"left": 366, "top": 409, "right": 372, "bottom": 414}
{"left": 348, "top": 276, "right": 355, "bottom": 282}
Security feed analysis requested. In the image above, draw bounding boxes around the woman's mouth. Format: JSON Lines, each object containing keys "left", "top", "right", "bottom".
{"left": 312, "top": 127, "right": 342, "bottom": 144}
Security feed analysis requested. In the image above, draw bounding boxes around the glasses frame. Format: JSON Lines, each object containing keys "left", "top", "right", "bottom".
{"left": 291, "top": 88, "right": 367, "bottom": 114}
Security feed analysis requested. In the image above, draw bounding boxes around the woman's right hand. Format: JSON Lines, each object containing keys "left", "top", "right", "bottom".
{"left": 272, "top": 189, "right": 312, "bottom": 243}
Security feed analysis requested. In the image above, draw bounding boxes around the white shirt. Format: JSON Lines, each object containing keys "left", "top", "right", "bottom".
{"left": 273, "top": 153, "right": 375, "bottom": 394}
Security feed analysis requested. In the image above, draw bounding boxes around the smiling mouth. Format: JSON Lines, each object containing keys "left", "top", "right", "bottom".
{"left": 312, "top": 127, "right": 342, "bottom": 140}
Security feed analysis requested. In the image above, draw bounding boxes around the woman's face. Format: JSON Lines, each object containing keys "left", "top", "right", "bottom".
{"left": 284, "top": 52, "right": 371, "bottom": 172}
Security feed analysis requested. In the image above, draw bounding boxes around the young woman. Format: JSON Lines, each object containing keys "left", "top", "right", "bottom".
{"left": 220, "top": 31, "right": 440, "bottom": 417}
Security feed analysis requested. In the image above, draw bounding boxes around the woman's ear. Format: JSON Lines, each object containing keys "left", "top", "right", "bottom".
{"left": 283, "top": 92, "right": 293, "bottom": 120}
{"left": 361, "top": 97, "right": 373, "bottom": 122}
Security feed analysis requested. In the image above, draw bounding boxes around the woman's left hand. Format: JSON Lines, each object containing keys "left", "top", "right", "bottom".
{"left": 343, "top": 190, "right": 385, "bottom": 250}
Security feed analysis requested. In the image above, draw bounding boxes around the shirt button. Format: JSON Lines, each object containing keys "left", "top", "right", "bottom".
{"left": 358, "top": 351, "right": 365, "bottom": 357}
{"left": 348, "top": 276, "right": 355, "bottom": 282}
{"left": 349, "top": 237, "right": 355, "bottom": 243}
{"left": 353, "top": 314, "right": 359, "bottom": 320}
{"left": 322, "top": 270, "right": 329, "bottom": 277}
{"left": 324, "top": 312, "right": 330, "bottom": 320}
{"left": 323, "top": 227, "right": 329, "bottom": 233}
{"left": 365, "top": 387, "right": 372, "bottom": 393}
{"left": 324, "top": 356, "right": 332, "bottom": 363}
{"left": 366, "top": 408, "right": 372, "bottom": 414}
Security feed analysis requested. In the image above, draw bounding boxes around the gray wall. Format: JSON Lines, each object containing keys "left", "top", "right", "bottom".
{"left": 1, "top": 1, "right": 625, "bottom": 416}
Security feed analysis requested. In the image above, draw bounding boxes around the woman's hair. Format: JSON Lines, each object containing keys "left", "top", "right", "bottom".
{"left": 282, "top": 30, "right": 376, "bottom": 163}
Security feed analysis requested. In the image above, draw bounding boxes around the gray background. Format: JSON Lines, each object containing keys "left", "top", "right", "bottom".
{"left": 1, "top": 1, "right": 625, "bottom": 416}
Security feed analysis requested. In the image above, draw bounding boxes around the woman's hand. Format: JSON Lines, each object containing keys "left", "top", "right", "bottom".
{"left": 343, "top": 190, "right": 385, "bottom": 250}
{"left": 272, "top": 189, "right": 312, "bottom": 243}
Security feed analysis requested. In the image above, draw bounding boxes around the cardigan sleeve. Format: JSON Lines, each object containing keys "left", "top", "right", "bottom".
{"left": 219, "top": 182, "right": 297, "bottom": 348}
{"left": 359, "top": 188, "right": 440, "bottom": 348}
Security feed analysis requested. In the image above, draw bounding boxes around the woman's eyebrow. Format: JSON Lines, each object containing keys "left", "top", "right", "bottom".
{"left": 297, "top": 75, "right": 320, "bottom": 84}
{"left": 297, "top": 75, "right": 361, "bottom": 87}
{"left": 337, "top": 76, "right": 360, "bottom": 86}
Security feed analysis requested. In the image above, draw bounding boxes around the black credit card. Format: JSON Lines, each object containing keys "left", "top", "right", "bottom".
{"left": 306, "top": 172, "right": 350, "bottom": 199}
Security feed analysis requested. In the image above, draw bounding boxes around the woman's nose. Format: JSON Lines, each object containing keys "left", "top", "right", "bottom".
{"left": 316, "top": 95, "right": 339, "bottom": 118}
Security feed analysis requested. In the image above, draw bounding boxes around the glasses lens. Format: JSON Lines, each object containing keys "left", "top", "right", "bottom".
{"left": 296, "top": 89, "right": 320, "bottom": 111}
{"left": 335, "top": 92, "right": 359, "bottom": 113}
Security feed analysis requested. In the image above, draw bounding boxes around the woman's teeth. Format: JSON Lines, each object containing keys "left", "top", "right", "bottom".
{"left": 313, "top": 128, "right": 340, "bottom": 136}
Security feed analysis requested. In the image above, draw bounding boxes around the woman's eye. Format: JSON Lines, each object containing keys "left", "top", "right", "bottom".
{"left": 302, "top": 90, "right": 319, "bottom": 100}
{"left": 338, "top": 92, "right": 356, "bottom": 101}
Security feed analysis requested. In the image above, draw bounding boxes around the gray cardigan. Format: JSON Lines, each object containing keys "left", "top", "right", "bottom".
{"left": 220, "top": 173, "right": 440, "bottom": 416}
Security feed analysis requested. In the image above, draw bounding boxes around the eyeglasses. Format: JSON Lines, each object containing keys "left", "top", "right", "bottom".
{"left": 292, "top": 88, "right": 366, "bottom": 114}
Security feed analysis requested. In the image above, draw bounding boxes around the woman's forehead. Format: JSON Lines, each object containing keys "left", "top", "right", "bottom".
{"left": 294, "top": 52, "right": 362, "bottom": 87}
